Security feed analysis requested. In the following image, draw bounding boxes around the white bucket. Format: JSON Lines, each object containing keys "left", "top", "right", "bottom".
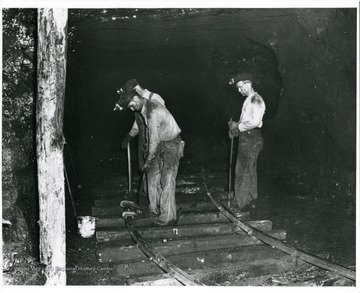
{"left": 77, "top": 216, "right": 96, "bottom": 238}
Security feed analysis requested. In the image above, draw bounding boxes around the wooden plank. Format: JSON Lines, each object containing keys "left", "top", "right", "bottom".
{"left": 102, "top": 178, "right": 199, "bottom": 189}
{"left": 96, "top": 211, "right": 250, "bottom": 228}
{"left": 97, "top": 230, "right": 286, "bottom": 263}
{"left": 93, "top": 192, "right": 129, "bottom": 199}
{"left": 92, "top": 206, "right": 122, "bottom": 216}
{"left": 93, "top": 186, "right": 205, "bottom": 200}
{"left": 103, "top": 172, "right": 226, "bottom": 185}
{"left": 113, "top": 245, "right": 288, "bottom": 277}
{"left": 93, "top": 187, "right": 207, "bottom": 204}
{"left": 128, "top": 275, "right": 181, "bottom": 286}
{"left": 103, "top": 178, "right": 132, "bottom": 187}
{"left": 124, "top": 220, "right": 204, "bottom": 286}
{"left": 94, "top": 189, "right": 211, "bottom": 198}
{"left": 126, "top": 253, "right": 307, "bottom": 286}
{"left": 103, "top": 177, "right": 140, "bottom": 187}
{"left": 92, "top": 201, "right": 224, "bottom": 216}
{"left": 176, "top": 186, "right": 202, "bottom": 194}
{"left": 94, "top": 198, "right": 122, "bottom": 206}
{"left": 96, "top": 220, "right": 272, "bottom": 242}
{"left": 177, "top": 210, "right": 250, "bottom": 224}
{"left": 92, "top": 186, "right": 124, "bottom": 195}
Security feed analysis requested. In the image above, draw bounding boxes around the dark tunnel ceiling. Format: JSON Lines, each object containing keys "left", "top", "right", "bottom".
{"left": 65, "top": 8, "right": 286, "bottom": 140}
{"left": 68, "top": 8, "right": 293, "bottom": 51}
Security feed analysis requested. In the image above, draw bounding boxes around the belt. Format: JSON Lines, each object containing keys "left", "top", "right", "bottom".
{"left": 241, "top": 128, "right": 261, "bottom": 135}
{"left": 161, "top": 135, "right": 181, "bottom": 146}
{"left": 163, "top": 134, "right": 181, "bottom": 142}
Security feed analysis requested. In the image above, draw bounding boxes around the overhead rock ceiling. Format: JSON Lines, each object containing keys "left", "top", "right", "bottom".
{"left": 65, "top": 8, "right": 356, "bottom": 157}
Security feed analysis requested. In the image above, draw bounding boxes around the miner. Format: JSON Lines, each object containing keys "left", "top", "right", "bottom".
{"left": 116, "top": 84, "right": 184, "bottom": 226}
{"left": 228, "top": 73, "right": 266, "bottom": 210}
{"left": 117, "top": 79, "right": 165, "bottom": 197}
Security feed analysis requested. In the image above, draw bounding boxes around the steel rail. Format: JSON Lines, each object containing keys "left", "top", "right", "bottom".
{"left": 123, "top": 216, "right": 204, "bottom": 286}
{"left": 202, "top": 173, "right": 356, "bottom": 281}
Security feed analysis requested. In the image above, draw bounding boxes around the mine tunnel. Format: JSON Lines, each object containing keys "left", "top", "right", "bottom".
{"left": 2, "top": 8, "right": 357, "bottom": 285}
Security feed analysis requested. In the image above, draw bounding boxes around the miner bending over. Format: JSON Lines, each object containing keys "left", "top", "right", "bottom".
{"left": 118, "top": 79, "right": 165, "bottom": 197}
{"left": 116, "top": 84, "right": 184, "bottom": 226}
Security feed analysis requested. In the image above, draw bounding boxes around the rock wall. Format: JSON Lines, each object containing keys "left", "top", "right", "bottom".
{"left": 274, "top": 9, "right": 356, "bottom": 154}
{"left": 2, "top": 9, "right": 38, "bottom": 280}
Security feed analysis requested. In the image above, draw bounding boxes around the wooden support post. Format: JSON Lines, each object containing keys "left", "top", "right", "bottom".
{"left": 36, "top": 8, "right": 68, "bottom": 285}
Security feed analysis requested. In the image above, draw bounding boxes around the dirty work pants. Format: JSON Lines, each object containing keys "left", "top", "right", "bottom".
{"left": 147, "top": 136, "right": 183, "bottom": 223}
{"left": 135, "top": 112, "right": 148, "bottom": 197}
{"left": 234, "top": 129, "right": 263, "bottom": 209}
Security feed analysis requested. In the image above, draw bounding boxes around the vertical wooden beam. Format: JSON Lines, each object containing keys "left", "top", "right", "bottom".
{"left": 36, "top": 8, "right": 68, "bottom": 285}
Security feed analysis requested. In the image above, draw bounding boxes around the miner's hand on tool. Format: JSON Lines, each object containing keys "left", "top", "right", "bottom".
{"left": 228, "top": 129, "right": 234, "bottom": 139}
{"left": 121, "top": 134, "right": 133, "bottom": 149}
{"left": 228, "top": 121, "right": 240, "bottom": 139}
{"left": 229, "top": 129, "right": 240, "bottom": 139}
{"left": 228, "top": 120, "right": 239, "bottom": 131}
{"left": 229, "top": 130, "right": 239, "bottom": 139}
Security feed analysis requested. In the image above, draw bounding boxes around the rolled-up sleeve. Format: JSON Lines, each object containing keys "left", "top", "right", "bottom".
{"left": 238, "top": 94, "right": 266, "bottom": 131}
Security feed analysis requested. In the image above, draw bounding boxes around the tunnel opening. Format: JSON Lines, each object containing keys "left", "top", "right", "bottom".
{"left": 64, "top": 9, "right": 284, "bottom": 183}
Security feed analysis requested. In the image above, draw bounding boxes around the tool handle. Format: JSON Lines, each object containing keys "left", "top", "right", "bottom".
{"left": 127, "top": 143, "right": 132, "bottom": 195}
{"left": 228, "top": 138, "right": 234, "bottom": 208}
{"left": 228, "top": 116, "right": 234, "bottom": 207}
{"left": 228, "top": 116, "right": 235, "bottom": 141}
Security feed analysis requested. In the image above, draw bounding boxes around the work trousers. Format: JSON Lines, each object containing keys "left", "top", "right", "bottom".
{"left": 147, "top": 136, "right": 184, "bottom": 223}
{"left": 135, "top": 113, "right": 148, "bottom": 197}
{"left": 234, "top": 129, "right": 263, "bottom": 209}
{"left": 135, "top": 112, "right": 147, "bottom": 169}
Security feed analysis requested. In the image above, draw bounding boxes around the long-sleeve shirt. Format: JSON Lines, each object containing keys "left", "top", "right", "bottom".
{"left": 128, "top": 89, "right": 165, "bottom": 137}
{"left": 142, "top": 100, "right": 181, "bottom": 161}
{"left": 238, "top": 92, "right": 266, "bottom": 132}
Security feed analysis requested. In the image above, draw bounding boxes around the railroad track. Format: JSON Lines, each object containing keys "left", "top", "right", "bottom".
{"left": 91, "top": 171, "right": 355, "bottom": 286}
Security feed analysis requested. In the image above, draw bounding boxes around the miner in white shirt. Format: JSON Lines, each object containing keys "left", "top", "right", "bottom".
{"left": 228, "top": 72, "right": 266, "bottom": 210}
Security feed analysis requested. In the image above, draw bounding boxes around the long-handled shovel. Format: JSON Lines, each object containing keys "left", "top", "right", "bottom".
{"left": 121, "top": 143, "right": 141, "bottom": 216}
{"left": 228, "top": 117, "right": 234, "bottom": 208}
{"left": 126, "top": 142, "right": 132, "bottom": 199}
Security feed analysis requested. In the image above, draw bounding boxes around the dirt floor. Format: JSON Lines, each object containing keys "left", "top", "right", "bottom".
{"left": 64, "top": 148, "right": 356, "bottom": 286}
